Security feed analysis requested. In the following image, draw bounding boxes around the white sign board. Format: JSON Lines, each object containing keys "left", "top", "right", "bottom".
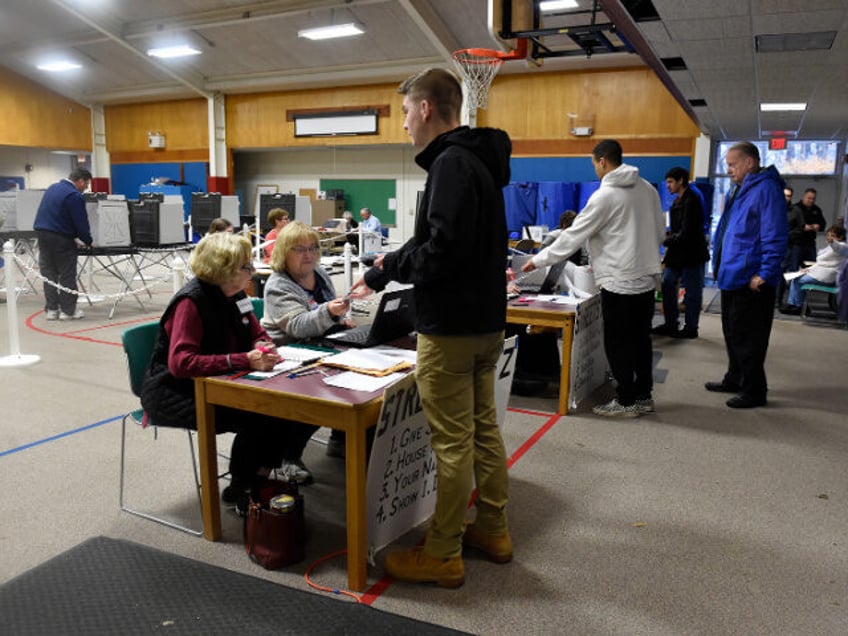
{"left": 568, "top": 293, "right": 607, "bottom": 408}
{"left": 367, "top": 336, "right": 517, "bottom": 557}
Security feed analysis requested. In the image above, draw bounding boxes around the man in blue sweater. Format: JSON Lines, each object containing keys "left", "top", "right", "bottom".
{"left": 34, "top": 168, "right": 93, "bottom": 320}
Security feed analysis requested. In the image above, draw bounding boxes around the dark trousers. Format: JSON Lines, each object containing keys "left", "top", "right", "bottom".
{"left": 216, "top": 406, "right": 315, "bottom": 480}
{"left": 36, "top": 230, "right": 80, "bottom": 314}
{"left": 777, "top": 243, "right": 817, "bottom": 304}
{"left": 661, "top": 264, "right": 705, "bottom": 330}
{"left": 600, "top": 288, "right": 655, "bottom": 405}
{"left": 719, "top": 285, "right": 776, "bottom": 400}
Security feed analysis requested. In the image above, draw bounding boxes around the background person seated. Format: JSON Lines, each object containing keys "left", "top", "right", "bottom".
{"left": 261, "top": 221, "right": 355, "bottom": 473}
{"left": 780, "top": 225, "right": 848, "bottom": 314}
{"left": 262, "top": 207, "right": 289, "bottom": 262}
{"left": 207, "top": 217, "right": 233, "bottom": 234}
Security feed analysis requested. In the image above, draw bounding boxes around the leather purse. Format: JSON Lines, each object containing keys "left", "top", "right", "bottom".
{"left": 244, "top": 479, "right": 306, "bottom": 569}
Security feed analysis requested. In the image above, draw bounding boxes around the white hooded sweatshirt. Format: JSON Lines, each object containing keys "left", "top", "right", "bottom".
{"left": 531, "top": 163, "right": 665, "bottom": 293}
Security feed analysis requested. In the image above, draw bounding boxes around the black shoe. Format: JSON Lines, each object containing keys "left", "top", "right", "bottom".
{"left": 221, "top": 478, "right": 249, "bottom": 504}
{"left": 726, "top": 394, "right": 767, "bottom": 409}
{"left": 705, "top": 380, "right": 740, "bottom": 393}
{"left": 672, "top": 328, "right": 698, "bottom": 339}
{"left": 778, "top": 304, "right": 802, "bottom": 315}
{"left": 651, "top": 323, "right": 678, "bottom": 336}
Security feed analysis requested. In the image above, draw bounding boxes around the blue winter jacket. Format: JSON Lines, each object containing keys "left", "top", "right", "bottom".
{"left": 33, "top": 179, "right": 93, "bottom": 245}
{"left": 712, "top": 166, "right": 787, "bottom": 290}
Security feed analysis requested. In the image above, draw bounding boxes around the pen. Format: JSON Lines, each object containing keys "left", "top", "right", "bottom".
{"left": 230, "top": 369, "right": 252, "bottom": 380}
{"left": 256, "top": 345, "right": 274, "bottom": 354}
{"left": 287, "top": 361, "right": 324, "bottom": 378}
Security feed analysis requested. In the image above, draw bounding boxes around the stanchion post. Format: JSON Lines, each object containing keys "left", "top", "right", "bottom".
{"left": 0, "top": 240, "right": 40, "bottom": 367}
{"left": 171, "top": 254, "right": 186, "bottom": 295}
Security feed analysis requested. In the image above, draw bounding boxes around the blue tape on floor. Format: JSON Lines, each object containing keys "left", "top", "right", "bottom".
{"left": 0, "top": 415, "right": 121, "bottom": 458}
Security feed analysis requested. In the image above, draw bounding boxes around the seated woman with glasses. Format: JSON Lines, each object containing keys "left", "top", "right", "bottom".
{"left": 262, "top": 221, "right": 354, "bottom": 482}
{"left": 140, "top": 232, "right": 314, "bottom": 514}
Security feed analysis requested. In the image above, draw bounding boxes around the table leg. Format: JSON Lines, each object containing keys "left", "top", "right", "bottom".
{"left": 344, "top": 424, "right": 369, "bottom": 590}
{"left": 558, "top": 317, "right": 575, "bottom": 415}
{"left": 195, "top": 380, "right": 222, "bottom": 541}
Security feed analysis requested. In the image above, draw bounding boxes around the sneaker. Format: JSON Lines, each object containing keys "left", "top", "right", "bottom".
{"left": 635, "top": 398, "right": 655, "bottom": 413}
{"left": 651, "top": 323, "right": 678, "bottom": 336}
{"left": 59, "top": 309, "right": 85, "bottom": 320}
{"left": 672, "top": 328, "right": 698, "bottom": 339}
{"left": 462, "top": 523, "right": 513, "bottom": 563}
{"left": 278, "top": 459, "right": 313, "bottom": 485}
{"left": 592, "top": 398, "right": 640, "bottom": 418}
{"left": 45, "top": 309, "right": 60, "bottom": 321}
{"left": 384, "top": 547, "right": 465, "bottom": 588}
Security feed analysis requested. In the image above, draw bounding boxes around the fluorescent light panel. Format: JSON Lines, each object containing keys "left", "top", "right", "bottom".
{"left": 298, "top": 23, "right": 364, "bottom": 40}
{"left": 37, "top": 61, "right": 82, "bottom": 72}
{"left": 760, "top": 102, "right": 806, "bottom": 112}
{"left": 540, "top": 0, "right": 579, "bottom": 12}
{"left": 147, "top": 45, "right": 201, "bottom": 59}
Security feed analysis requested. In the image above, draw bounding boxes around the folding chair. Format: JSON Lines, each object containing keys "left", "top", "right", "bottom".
{"left": 118, "top": 321, "right": 204, "bottom": 536}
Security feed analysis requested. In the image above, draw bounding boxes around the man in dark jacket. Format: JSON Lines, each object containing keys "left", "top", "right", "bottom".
{"left": 653, "top": 167, "right": 710, "bottom": 338}
{"left": 790, "top": 187, "right": 827, "bottom": 265}
{"left": 706, "top": 142, "right": 787, "bottom": 409}
{"left": 33, "top": 168, "right": 93, "bottom": 320}
{"left": 352, "top": 67, "right": 512, "bottom": 587}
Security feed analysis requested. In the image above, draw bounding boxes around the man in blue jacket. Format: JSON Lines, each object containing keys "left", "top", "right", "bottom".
{"left": 707, "top": 143, "right": 787, "bottom": 408}
{"left": 34, "top": 168, "right": 93, "bottom": 320}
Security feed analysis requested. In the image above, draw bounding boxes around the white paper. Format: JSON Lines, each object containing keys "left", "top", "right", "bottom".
{"left": 275, "top": 346, "right": 327, "bottom": 363}
{"left": 323, "top": 371, "right": 408, "bottom": 392}
{"left": 245, "top": 359, "right": 302, "bottom": 379}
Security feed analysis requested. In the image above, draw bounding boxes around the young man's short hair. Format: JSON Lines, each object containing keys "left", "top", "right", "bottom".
{"left": 398, "top": 67, "right": 463, "bottom": 122}
{"left": 592, "top": 140, "right": 623, "bottom": 166}
{"left": 664, "top": 167, "right": 690, "bottom": 183}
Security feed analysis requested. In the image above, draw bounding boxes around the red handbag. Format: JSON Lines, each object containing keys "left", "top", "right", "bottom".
{"left": 244, "top": 479, "right": 306, "bottom": 569}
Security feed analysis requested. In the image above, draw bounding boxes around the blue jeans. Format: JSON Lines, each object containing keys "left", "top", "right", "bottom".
{"left": 787, "top": 273, "right": 825, "bottom": 307}
{"left": 661, "top": 264, "right": 705, "bottom": 330}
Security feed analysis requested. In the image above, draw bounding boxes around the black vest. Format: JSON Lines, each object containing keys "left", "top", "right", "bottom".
{"left": 140, "top": 278, "right": 253, "bottom": 429}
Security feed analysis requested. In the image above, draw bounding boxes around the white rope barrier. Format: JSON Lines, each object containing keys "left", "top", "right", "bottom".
{"left": 0, "top": 240, "right": 40, "bottom": 367}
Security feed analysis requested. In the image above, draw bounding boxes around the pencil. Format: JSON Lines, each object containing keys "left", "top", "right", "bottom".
{"left": 287, "top": 361, "right": 324, "bottom": 378}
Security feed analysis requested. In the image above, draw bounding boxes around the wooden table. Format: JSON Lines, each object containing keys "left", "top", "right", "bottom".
{"left": 506, "top": 297, "right": 576, "bottom": 415}
{"left": 194, "top": 372, "right": 386, "bottom": 591}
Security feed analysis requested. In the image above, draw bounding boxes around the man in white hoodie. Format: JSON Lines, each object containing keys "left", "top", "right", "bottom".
{"left": 522, "top": 139, "right": 665, "bottom": 417}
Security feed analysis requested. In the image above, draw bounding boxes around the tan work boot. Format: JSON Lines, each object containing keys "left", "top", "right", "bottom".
{"left": 384, "top": 547, "right": 465, "bottom": 588}
{"left": 462, "top": 524, "right": 513, "bottom": 563}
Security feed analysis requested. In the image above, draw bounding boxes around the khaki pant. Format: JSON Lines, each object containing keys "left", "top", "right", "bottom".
{"left": 416, "top": 332, "right": 509, "bottom": 558}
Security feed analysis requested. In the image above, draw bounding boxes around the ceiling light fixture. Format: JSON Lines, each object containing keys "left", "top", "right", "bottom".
{"left": 760, "top": 102, "right": 807, "bottom": 112}
{"left": 37, "top": 61, "right": 82, "bottom": 72}
{"left": 539, "top": 0, "right": 580, "bottom": 12}
{"left": 298, "top": 22, "right": 365, "bottom": 41}
{"left": 147, "top": 45, "right": 202, "bottom": 59}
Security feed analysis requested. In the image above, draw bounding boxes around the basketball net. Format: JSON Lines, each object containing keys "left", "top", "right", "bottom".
{"left": 451, "top": 48, "right": 504, "bottom": 111}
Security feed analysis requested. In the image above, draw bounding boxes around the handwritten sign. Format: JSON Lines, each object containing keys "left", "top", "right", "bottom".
{"left": 568, "top": 293, "right": 606, "bottom": 408}
{"left": 366, "top": 336, "right": 517, "bottom": 557}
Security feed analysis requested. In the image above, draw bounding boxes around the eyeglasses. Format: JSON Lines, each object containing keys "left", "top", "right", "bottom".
{"left": 241, "top": 263, "right": 255, "bottom": 272}
{"left": 290, "top": 245, "right": 320, "bottom": 255}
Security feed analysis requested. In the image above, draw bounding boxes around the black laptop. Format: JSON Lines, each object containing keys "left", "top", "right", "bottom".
{"left": 324, "top": 287, "right": 415, "bottom": 348}
{"left": 511, "top": 254, "right": 566, "bottom": 295}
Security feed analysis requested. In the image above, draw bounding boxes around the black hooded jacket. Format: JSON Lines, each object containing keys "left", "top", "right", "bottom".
{"left": 365, "top": 126, "right": 512, "bottom": 335}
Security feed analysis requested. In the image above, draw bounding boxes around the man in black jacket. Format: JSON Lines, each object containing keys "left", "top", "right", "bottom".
{"left": 653, "top": 167, "right": 710, "bottom": 338}
{"left": 352, "top": 67, "right": 512, "bottom": 587}
{"left": 790, "top": 187, "right": 827, "bottom": 265}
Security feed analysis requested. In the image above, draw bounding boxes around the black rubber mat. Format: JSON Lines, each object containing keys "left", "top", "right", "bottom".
{"left": 0, "top": 537, "right": 471, "bottom": 635}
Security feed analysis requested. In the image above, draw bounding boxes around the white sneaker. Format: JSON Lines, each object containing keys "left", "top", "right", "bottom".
{"left": 59, "top": 309, "right": 85, "bottom": 320}
{"left": 45, "top": 309, "right": 60, "bottom": 321}
{"left": 592, "top": 399, "right": 640, "bottom": 418}
{"left": 635, "top": 398, "right": 655, "bottom": 413}
{"left": 278, "top": 459, "right": 313, "bottom": 485}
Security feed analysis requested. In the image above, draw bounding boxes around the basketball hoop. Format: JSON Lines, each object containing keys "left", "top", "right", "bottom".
{"left": 452, "top": 48, "right": 505, "bottom": 110}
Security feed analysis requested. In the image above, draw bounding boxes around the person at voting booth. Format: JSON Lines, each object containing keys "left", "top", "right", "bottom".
{"left": 140, "top": 232, "right": 299, "bottom": 514}
{"left": 261, "top": 221, "right": 354, "bottom": 481}
{"left": 33, "top": 168, "right": 93, "bottom": 320}
{"left": 352, "top": 67, "right": 513, "bottom": 588}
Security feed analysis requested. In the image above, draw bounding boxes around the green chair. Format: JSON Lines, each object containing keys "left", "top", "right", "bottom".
{"left": 251, "top": 296, "right": 264, "bottom": 319}
{"left": 119, "top": 321, "right": 203, "bottom": 536}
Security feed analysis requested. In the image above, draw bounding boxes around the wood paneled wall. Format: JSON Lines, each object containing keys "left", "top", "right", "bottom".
{"left": 0, "top": 67, "right": 91, "bottom": 150}
{"left": 226, "top": 83, "right": 409, "bottom": 148}
{"left": 478, "top": 67, "right": 700, "bottom": 156}
{"left": 105, "top": 98, "right": 208, "bottom": 163}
